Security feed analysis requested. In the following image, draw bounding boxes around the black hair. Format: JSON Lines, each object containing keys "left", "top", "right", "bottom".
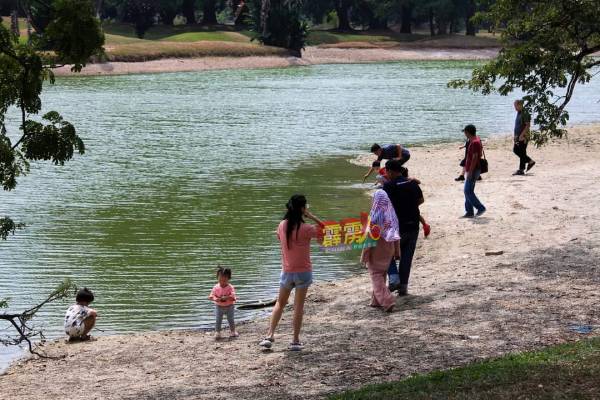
{"left": 217, "top": 267, "right": 232, "bottom": 279}
{"left": 284, "top": 194, "right": 306, "bottom": 249}
{"left": 76, "top": 287, "right": 94, "bottom": 304}
{"left": 385, "top": 159, "right": 404, "bottom": 172}
{"left": 370, "top": 143, "right": 381, "bottom": 153}
{"left": 400, "top": 166, "right": 408, "bottom": 177}
{"left": 463, "top": 124, "right": 477, "bottom": 136}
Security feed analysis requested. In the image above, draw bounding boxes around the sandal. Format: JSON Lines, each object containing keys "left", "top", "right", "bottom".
{"left": 259, "top": 337, "right": 274, "bottom": 349}
{"left": 289, "top": 342, "right": 303, "bottom": 351}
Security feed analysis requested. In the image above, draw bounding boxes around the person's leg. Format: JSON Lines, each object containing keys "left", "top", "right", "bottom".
{"left": 521, "top": 141, "right": 533, "bottom": 169}
{"left": 466, "top": 170, "right": 485, "bottom": 213}
{"left": 514, "top": 142, "right": 530, "bottom": 171}
{"left": 292, "top": 286, "right": 309, "bottom": 344}
{"left": 513, "top": 142, "right": 523, "bottom": 171}
{"left": 398, "top": 229, "right": 419, "bottom": 294}
{"left": 81, "top": 310, "right": 97, "bottom": 337}
{"left": 370, "top": 268, "right": 395, "bottom": 310}
{"left": 265, "top": 286, "right": 293, "bottom": 339}
{"left": 215, "top": 305, "right": 224, "bottom": 334}
{"left": 464, "top": 178, "right": 475, "bottom": 216}
{"left": 398, "top": 152, "right": 410, "bottom": 166}
{"left": 226, "top": 305, "right": 236, "bottom": 335}
{"left": 387, "top": 257, "right": 399, "bottom": 288}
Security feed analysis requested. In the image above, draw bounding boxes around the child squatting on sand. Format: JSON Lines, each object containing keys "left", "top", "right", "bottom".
{"left": 208, "top": 267, "right": 239, "bottom": 339}
{"left": 64, "top": 287, "right": 97, "bottom": 341}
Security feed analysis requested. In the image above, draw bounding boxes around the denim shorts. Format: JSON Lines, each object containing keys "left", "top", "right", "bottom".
{"left": 280, "top": 271, "right": 313, "bottom": 290}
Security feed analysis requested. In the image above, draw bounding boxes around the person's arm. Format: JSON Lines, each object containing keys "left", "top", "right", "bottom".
{"left": 363, "top": 166, "right": 376, "bottom": 182}
{"left": 304, "top": 210, "right": 324, "bottom": 227}
{"left": 408, "top": 177, "right": 422, "bottom": 185}
{"left": 208, "top": 287, "right": 217, "bottom": 301}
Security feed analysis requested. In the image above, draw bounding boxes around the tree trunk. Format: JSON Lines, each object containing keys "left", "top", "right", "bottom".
{"left": 465, "top": 0, "right": 476, "bottom": 36}
{"left": 160, "top": 10, "right": 177, "bottom": 26}
{"left": 10, "top": 10, "right": 19, "bottom": 37}
{"left": 437, "top": 18, "right": 448, "bottom": 35}
{"left": 399, "top": 4, "right": 412, "bottom": 34}
{"left": 428, "top": 8, "right": 435, "bottom": 36}
{"left": 202, "top": 0, "right": 218, "bottom": 25}
{"left": 335, "top": 0, "right": 351, "bottom": 32}
{"left": 182, "top": 0, "right": 197, "bottom": 24}
{"left": 369, "top": 15, "right": 387, "bottom": 30}
{"left": 233, "top": 0, "right": 248, "bottom": 27}
{"left": 95, "top": 0, "right": 103, "bottom": 19}
{"left": 260, "top": 0, "right": 270, "bottom": 37}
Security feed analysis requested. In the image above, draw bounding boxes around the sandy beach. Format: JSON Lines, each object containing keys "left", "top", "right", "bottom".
{"left": 1, "top": 123, "right": 599, "bottom": 399}
{"left": 52, "top": 46, "right": 500, "bottom": 76}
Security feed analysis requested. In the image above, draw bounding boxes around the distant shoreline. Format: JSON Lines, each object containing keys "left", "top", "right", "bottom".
{"left": 52, "top": 46, "right": 500, "bottom": 77}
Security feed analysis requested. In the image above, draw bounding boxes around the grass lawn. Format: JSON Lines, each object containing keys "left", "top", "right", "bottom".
{"left": 100, "top": 22, "right": 286, "bottom": 61}
{"left": 330, "top": 337, "right": 600, "bottom": 400}
{"left": 102, "top": 22, "right": 250, "bottom": 43}
{"left": 307, "top": 30, "right": 426, "bottom": 45}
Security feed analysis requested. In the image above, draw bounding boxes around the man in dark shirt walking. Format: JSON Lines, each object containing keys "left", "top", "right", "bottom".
{"left": 513, "top": 100, "right": 536, "bottom": 175}
{"left": 383, "top": 159, "right": 424, "bottom": 296}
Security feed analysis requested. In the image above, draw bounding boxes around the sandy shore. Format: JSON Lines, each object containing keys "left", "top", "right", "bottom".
{"left": 1, "top": 123, "right": 599, "bottom": 399}
{"left": 52, "top": 46, "right": 499, "bottom": 76}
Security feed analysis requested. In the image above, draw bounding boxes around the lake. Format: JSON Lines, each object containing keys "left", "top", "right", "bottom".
{"left": 1, "top": 61, "right": 599, "bottom": 368}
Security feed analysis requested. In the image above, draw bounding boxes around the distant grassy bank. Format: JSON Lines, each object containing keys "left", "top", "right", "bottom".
{"left": 331, "top": 337, "right": 600, "bottom": 400}
{"left": 3, "top": 17, "right": 500, "bottom": 62}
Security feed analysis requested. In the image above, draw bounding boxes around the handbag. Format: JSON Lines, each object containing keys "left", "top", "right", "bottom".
{"left": 479, "top": 147, "right": 488, "bottom": 174}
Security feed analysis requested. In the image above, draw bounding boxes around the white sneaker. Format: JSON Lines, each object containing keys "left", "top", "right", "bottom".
{"left": 259, "top": 337, "right": 273, "bottom": 349}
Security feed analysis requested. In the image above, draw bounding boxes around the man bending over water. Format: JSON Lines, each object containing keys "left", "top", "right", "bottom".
{"left": 363, "top": 143, "right": 410, "bottom": 183}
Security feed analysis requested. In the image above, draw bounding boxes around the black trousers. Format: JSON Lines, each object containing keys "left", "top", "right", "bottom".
{"left": 513, "top": 141, "right": 532, "bottom": 171}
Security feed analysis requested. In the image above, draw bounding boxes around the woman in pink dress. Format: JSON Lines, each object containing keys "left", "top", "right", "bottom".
{"left": 361, "top": 189, "right": 400, "bottom": 312}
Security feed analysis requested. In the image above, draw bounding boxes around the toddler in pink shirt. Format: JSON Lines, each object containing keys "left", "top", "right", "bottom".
{"left": 208, "top": 267, "right": 238, "bottom": 339}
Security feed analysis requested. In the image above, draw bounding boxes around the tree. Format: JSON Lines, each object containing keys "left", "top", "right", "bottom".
{"left": 0, "top": 0, "right": 104, "bottom": 240}
{"left": 334, "top": 0, "right": 352, "bottom": 31}
{"left": 449, "top": 0, "right": 600, "bottom": 145}
{"left": 251, "top": 0, "right": 308, "bottom": 57}
{"left": 182, "top": 0, "right": 197, "bottom": 24}
{"left": 201, "top": 0, "right": 218, "bottom": 24}
{"left": 124, "top": 0, "right": 158, "bottom": 38}
{"left": 0, "top": 279, "right": 76, "bottom": 356}
{"left": 464, "top": 0, "right": 476, "bottom": 35}
{"left": 303, "top": 0, "right": 356, "bottom": 31}
{"left": 158, "top": 0, "right": 183, "bottom": 25}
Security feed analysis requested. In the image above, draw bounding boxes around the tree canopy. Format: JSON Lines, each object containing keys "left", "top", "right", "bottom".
{"left": 0, "top": 0, "right": 104, "bottom": 240}
{"left": 449, "top": 0, "right": 600, "bottom": 145}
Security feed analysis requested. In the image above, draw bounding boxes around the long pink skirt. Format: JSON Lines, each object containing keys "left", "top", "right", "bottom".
{"left": 364, "top": 239, "right": 396, "bottom": 310}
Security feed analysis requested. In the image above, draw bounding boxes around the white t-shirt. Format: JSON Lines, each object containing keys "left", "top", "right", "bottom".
{"left": 64, "top": 304, "right": 91, "bottom": 337}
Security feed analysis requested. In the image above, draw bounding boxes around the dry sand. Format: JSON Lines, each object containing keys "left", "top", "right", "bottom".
{"left": 52, "top": 46, "right": 499, "bottom": 76}
{"left": 1, "top": 124, "right": 599, "bottom": 399}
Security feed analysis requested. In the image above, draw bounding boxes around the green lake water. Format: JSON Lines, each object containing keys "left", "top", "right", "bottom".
{"left": 1, "top": 61, "right": 599, "bottom": 367}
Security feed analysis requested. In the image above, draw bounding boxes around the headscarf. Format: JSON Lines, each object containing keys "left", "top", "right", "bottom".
{"left": 368, "top": 189, "right": 400, "bottom": 242}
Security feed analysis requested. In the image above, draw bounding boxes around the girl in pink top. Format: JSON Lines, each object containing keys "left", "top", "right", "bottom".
{"left": 259, "top": 194, "right": 324, "bottom": 351}
{"left": 208, "top": 267, "right": 238, "bottom": 339}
